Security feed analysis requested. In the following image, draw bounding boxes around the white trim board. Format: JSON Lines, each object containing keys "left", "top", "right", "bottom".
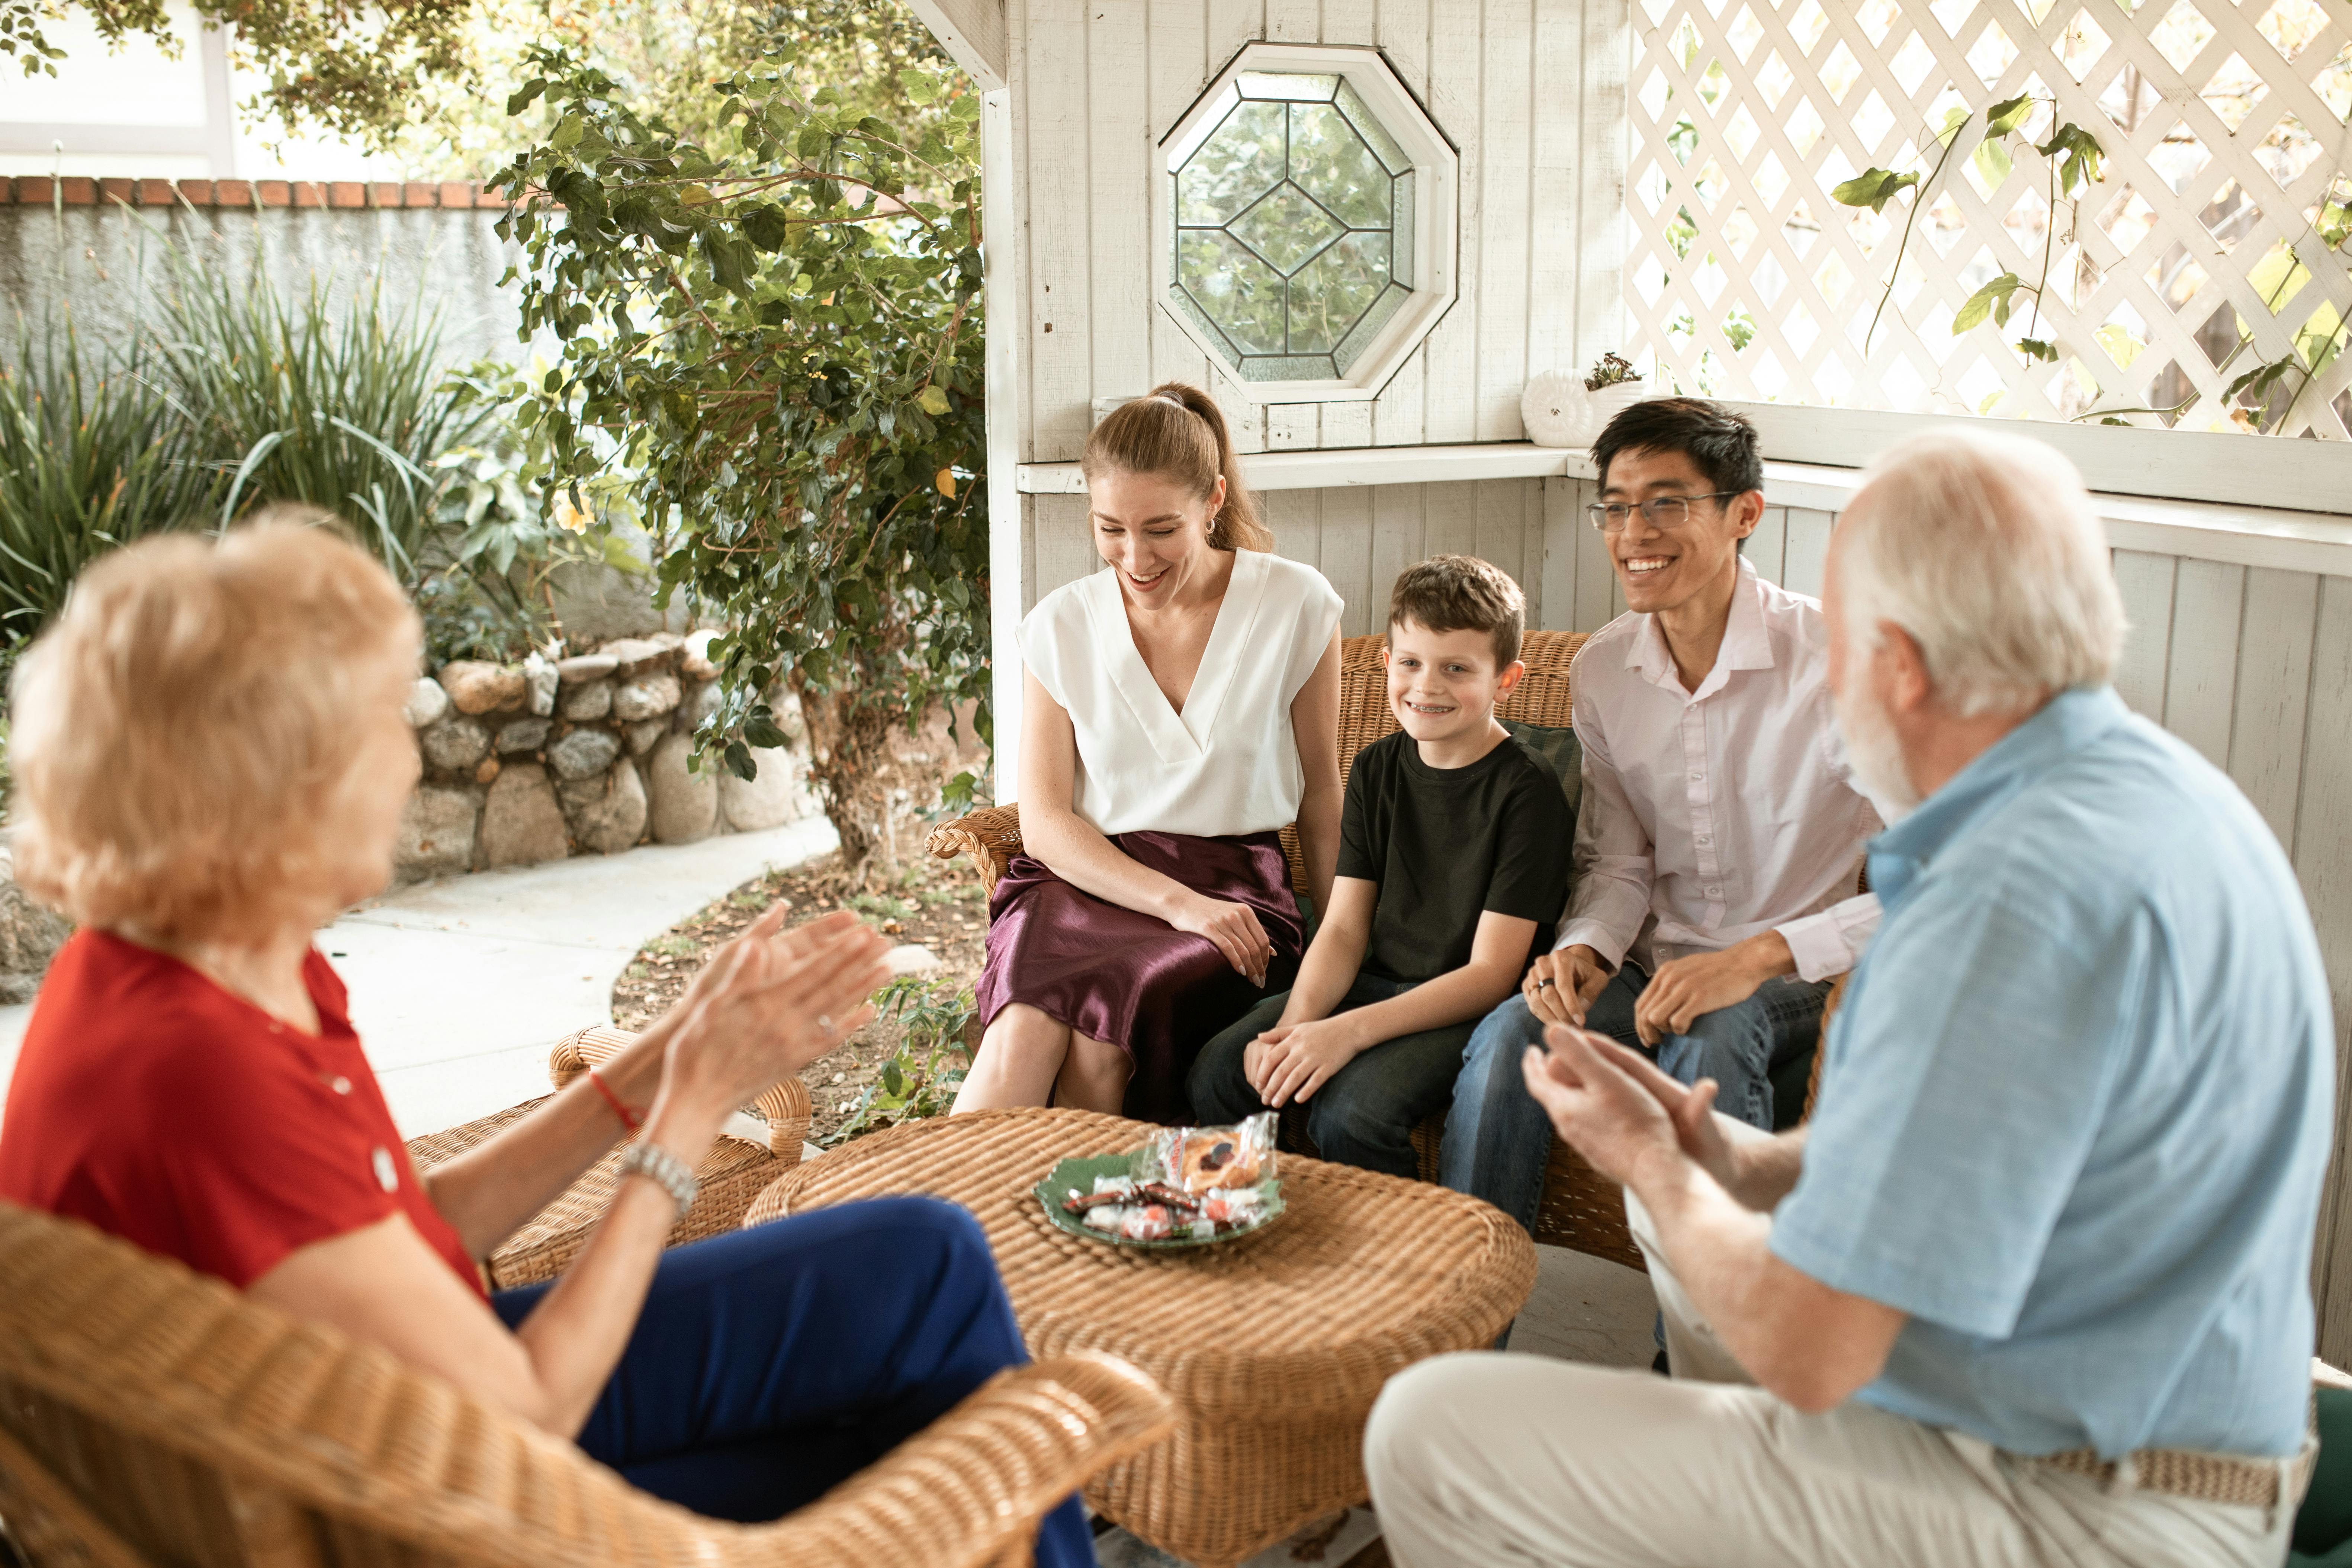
{"left": 1017, "top": 443, "right": 2352, "bottom": 578}
{"left": 1725, "top": 403, "right": 2352, "bottom": 519}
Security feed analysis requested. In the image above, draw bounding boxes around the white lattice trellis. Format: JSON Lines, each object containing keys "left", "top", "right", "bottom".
{"left": 1626, "top": 0, "right": 2352, "bottom": 438}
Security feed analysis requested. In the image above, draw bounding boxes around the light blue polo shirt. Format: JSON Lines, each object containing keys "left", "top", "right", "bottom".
{"left": 1771, "top": 686, "right": 2335, "bottom": 1460}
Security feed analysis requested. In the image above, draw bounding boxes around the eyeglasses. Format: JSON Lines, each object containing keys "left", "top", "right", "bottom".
{"left": 1585, "top": 493, "right": 1742, "bottom": 534}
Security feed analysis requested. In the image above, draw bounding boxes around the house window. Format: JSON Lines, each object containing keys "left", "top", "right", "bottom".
{"left": 1159, "top": 44, "right": 1458, "bottom": 403}
{"left": 1626, "top": 0, "right": 2352, "bottom": 439}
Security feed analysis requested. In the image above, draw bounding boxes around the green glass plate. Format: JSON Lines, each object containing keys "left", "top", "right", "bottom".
{"left": 1035, "top": 1151, "right": 1285, "bottom": 1250}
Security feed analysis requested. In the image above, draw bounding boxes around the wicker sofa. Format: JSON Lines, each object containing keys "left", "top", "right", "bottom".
{"left": 923, "top": 627, "right": 1813, "bottom": 1271}
{"left": 0, "top": 1200, "right": 1173, "bottom": 1568}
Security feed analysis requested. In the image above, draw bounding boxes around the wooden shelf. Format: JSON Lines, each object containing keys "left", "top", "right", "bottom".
{"left": 1014, "top": 441, "right": 1590, "bottom": 494}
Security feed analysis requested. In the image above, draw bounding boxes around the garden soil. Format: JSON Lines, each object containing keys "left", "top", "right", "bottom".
{"left": 611, "top": 845, "right": 989, "bottom": 1145}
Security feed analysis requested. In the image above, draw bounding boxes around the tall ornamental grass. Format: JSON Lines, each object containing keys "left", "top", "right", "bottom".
{"left": 148, "top": 261, "right": 495, "bottom": 587}
{"left": 0, "top": 324, "right": 217, "bottom": 639}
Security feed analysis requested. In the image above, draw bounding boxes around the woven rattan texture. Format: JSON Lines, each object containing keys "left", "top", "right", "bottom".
{"left": 0, "top": 1202, "right": 1173, "bottom": 1568}
{"left": 744, "top": 1108, "right": 1537, "bottom": 1566}
{"left": 548, "top": 1024, "right": 814, "bottom": 1156}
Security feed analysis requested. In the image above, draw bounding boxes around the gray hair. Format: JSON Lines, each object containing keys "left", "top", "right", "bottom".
{"left": 1835, "top": 430, "right": 2126, "bottom": 718}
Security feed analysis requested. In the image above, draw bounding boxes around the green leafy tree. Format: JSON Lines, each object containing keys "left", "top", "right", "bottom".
{"left": 494, "top": 46, "right": 987, "bottom": 875}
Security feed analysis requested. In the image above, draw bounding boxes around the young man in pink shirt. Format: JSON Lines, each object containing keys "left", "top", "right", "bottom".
{"left": 1442, "top": 399, "right": 1887, "bottom": 1237}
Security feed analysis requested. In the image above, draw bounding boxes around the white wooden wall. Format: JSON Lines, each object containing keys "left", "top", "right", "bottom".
{"left": 1007, "top": 0, "right": 1629, "bottom": 466}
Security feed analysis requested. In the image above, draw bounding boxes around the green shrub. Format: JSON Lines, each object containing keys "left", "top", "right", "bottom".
{"left": 0, "top": 321, "right": 218, "bottom": 639}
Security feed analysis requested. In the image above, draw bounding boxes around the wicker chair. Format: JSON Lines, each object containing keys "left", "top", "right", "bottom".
{"left": 405, "top": 1025, "right": 814, "bottom": 1289}
{"left": 0, "top": 1201, "right": 1174, "bottom": 1568}
{"left": 926, "top": 629, "right": 1681, "bottom": 1268}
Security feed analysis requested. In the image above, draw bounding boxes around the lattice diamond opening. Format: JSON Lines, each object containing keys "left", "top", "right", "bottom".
{"left": 1159, "top": 43, "right": 1457, "bottom": 401}
{"left": 1624, "top": 0, "right": 2352, "bottom": 435}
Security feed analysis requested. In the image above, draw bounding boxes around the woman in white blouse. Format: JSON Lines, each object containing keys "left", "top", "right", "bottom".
{"left": 954, "top": 385, "right": 1344, "bottom": 1120}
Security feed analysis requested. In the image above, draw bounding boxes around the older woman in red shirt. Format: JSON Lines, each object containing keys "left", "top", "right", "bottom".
{"left": 0, "top": 517, "right": 1095, "bottom": 1562}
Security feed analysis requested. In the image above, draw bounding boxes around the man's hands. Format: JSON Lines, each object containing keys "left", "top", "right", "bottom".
{"left": 1169, "top": 893, "right": 1274, "bottom": 987}
{"left": 1633, "top": 931, "right": 1793, "bottom": 1046}
{"left": 1523, "top": 944, "right": 1613, "bottom": 1026}
{"left": 1245, "top": 1016, "right": 1365, "bottom": 1106}
{"left": 1519, "top": 1024, "right": 1745, "bottom": 1194}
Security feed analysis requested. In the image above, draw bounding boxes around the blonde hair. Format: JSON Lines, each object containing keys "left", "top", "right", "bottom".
{"left": 1389, "top": 555, "right": 1526, "bottom": 667}
{"left": 1836, "top": 431, "right": 2124, "bottom": 717}
{"left": 9, "top": 510, "right": 422, "bottom": 941}
{"left": 1080, "top": 383, "right": 1273, "bottom": 551}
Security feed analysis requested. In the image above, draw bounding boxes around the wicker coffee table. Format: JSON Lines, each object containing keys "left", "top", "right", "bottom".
{"left": 743, "top": 1108, "right": 1537, "bottom": 1567}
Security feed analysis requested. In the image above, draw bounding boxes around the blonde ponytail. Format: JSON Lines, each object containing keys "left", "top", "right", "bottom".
{"left": 1080, "top": 383, "right": 1272, "bottom": 552}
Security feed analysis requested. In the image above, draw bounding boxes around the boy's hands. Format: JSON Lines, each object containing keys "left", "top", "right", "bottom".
{"left": 1246, "top": 1017, "right": 1366, "bottom": 1107}
{"left": 1524, "top": 944, "right": 1613, "bottom": 1025}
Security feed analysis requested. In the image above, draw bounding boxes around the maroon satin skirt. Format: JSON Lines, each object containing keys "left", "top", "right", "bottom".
{"left": 974, "top": 829, "right": 1304, "bottom": 1124}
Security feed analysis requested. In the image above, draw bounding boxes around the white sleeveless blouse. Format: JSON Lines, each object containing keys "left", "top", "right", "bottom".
{"left": 1019, "top": 550, "right": 1343, "bottom": 839}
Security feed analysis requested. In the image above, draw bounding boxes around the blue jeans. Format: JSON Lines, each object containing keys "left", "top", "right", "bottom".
{"left": 1188, "top": 973, "right": 1471, "bottom": 1178}
{"left": 1440, "top": 965, "right": 1831, "bottom": 1234}
{"left": 492, "top": 1195, "right": 1093, "bottom": 1565}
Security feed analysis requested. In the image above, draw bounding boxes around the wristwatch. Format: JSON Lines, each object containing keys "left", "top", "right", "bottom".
{"left": 616, "top": 1140, "right": 699, "bottom": 1221}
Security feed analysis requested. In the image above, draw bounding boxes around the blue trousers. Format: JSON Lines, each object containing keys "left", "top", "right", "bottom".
{"left": 492, "top": 1195, "right": 1094, "bottom": 1565}
{"left": 1187, "top": 973, "right": 1471, "bottom": 1178}
{"left": 1440, "top": 965, "right": 1831, "bottom": 1234}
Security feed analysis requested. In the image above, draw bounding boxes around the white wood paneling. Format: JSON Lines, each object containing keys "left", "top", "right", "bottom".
{"left": 2294, "top": 577, "right": 2352, "bottom": 1366}
{"left": 2161, "top": 560, "right": 2246, "bottom": 769}
{"left": 1747, "top": 505, "right": 1788, "bottom": 587}
{"left": 2112, "top": 550, "right": 2179, "bottom": 719}
{"left": 1780, "top": 508, "right": 1833, "bottom": 601}
{"left": 2227, "top": 569, "right": 2319, "bottom": 848}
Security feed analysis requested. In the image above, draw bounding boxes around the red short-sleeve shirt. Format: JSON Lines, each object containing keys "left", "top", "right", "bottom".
{"left": 0, "top": 930, "right": 484, "bottom": 1298}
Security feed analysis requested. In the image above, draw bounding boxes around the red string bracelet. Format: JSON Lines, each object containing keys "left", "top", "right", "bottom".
{"left": 587, "top": 1067, "right": 643, "bottom": 1133}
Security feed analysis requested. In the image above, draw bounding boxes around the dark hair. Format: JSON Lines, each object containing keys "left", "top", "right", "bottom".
{"left": 1080, "top": 383, "right": 1273, "bottom": 552}
{"left": 1591, "top": 397, "right": 1764, "bottom": 500}
{"left": 1388, "top": 555, "right": 1526, "bottom": 668}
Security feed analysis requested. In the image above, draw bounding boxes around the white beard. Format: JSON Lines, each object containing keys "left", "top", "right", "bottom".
{"left": 1834, "top": 674, "right": 1923, "bottom": 820}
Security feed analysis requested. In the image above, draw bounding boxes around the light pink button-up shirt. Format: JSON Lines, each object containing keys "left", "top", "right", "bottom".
{"left": 1556, "top": 558, "right": 1885, "bottom": 983}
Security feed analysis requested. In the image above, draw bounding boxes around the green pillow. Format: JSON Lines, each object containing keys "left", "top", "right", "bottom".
{"left": 2294, "top": 1386, "right": 2352, "bottom": 1557}
{"left": 1502, "top": 719, "right": 1583, "bottom": 823}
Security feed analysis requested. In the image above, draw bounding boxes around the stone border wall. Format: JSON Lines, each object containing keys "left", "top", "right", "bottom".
{"left": 396, "top": 629, "right": 819, "bottom": 884}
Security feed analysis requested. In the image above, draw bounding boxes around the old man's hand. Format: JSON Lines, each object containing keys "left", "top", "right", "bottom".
{"left": 1519, "top": 1023, "right": 1686, "bottom": 1187}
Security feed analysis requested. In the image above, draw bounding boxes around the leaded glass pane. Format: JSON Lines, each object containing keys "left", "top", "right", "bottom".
{"left": 1335, "top": 283, "right": 1412, "bottom": 375}
{"left": 1288, "top": 104, "right": 1392, "bottom": 228}
{"left": 1172, "top": 70, "right": 1425, "bottom": 382}
{"left": 1235, "top": 72, "right": 1338, "bottom": 101}
{"left": 1177, "top": 99, "right": 1286, "bottom": 225}
{"left": 1391, "top": 171, "right": 1416, "bottom": 289}
{"left": 1290, "top": 231, "right": 1391, "bottom": 351}
{"left": 1179, "top": 231, "right": 1287, "bottom": 354}
{"left": 1336, "top": 80, "right": 1412, "bottom": 175}
{"left": 1241, "top": 354, "right": 1342, "bottom": 380}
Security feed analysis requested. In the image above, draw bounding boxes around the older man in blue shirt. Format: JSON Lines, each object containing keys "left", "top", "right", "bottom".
{"left": 1366, "top": 430, "right": 2333, "bottom": 1567}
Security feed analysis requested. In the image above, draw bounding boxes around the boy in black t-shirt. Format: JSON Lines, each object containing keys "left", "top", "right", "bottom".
{"left": 1188, "top": 556, "right": 1573, "bottom": 1177}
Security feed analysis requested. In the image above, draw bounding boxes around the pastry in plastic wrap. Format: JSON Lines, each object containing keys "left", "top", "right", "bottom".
{"left": 1139, "top": 1111, "right": 1277, "bottom": 1195}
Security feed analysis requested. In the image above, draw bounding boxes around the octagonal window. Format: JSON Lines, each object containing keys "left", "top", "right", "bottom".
{"left": 1160, "top": 45, "right": 1458, "bottom": 401}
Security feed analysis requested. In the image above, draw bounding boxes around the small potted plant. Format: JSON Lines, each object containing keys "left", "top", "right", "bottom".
{"left": 1520, "top": 353, "right": 1649, "bottom": 447}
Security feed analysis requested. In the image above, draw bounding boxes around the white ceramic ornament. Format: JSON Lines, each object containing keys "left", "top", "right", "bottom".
{"left": 1520, "top": 369, "right": 1587, "bottom": 448}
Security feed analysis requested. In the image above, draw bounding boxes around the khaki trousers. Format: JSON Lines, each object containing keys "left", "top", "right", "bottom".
{"left": 1363, "top": 1192, "right": 2300, "bottom": 1568}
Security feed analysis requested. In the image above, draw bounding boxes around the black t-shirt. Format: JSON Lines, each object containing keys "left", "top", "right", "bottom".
{"left": 1337, "top": 729, "right": 1574, "bottom": 986}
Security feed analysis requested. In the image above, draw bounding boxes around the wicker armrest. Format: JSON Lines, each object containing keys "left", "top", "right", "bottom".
{"left": 925, "top": 804, "right": 1024, "bottom": 897}
{"left": 726, "top": 1351, "right": 1173, "bottom": 1568}
{"left": 549, "top": 1024, "right": 812, "bottom": 1160}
